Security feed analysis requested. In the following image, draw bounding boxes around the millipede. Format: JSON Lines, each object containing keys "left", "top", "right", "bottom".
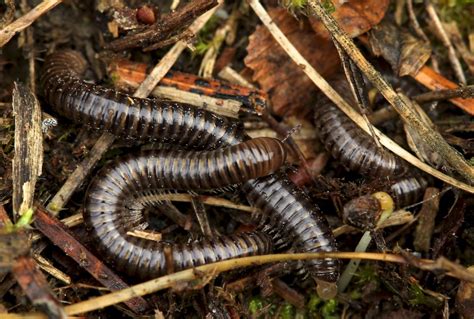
{"left": 389, "top": 175, "right": 430, "bottom": 209}
{"left": 42, "top": 50, "right": 340, "bottom": 285}
{"left": 85, "top": 137, "right": 285, "bottom": 278}
{"left": 314, "top": 96, "right": 408, "bottom": 178}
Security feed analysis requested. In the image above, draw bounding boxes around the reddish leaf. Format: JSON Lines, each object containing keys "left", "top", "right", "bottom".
{"left": 309, "top": 0, "right": 390, "bottom": 40}
{"left": 245, "top": 8, "right": 339, "bottom": 116}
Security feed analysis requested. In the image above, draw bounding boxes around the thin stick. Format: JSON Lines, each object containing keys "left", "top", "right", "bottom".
{"left": 414, "top": 85, "right": 474, "bottom": 104}
{"left": 34, "top": 254, "right": 71, "bottom": 285}
{"left": 0, "top": 0, "right": 63, "bottom": 48}
{"left": 135, "top": 1, "right": 222, "bottom": 96}
{"left": 247, "top": 0, "right": 474, "bottom": 193}
{"left": 46, "top": 2, "right": 221, "bottom": 214}
{"left": 424, "top": 0, "right": 466, "bottom": 84}
{"left": 46, "top": 132, "right": 115, "bottom": 214}
{"left": 134, "top": 192, "right": 257, "bottom": 213}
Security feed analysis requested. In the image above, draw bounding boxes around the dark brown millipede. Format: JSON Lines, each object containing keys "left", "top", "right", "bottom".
{"left": 389, "top": 175, "right": 430, "bottom": 209}
{"left": 314, "top": 99, "right": 408, "bottom": 178}
{"left": 85, "top": 138, "right": 286, "bottom": 278}
{"left": 42, "top": 50, "right": 339, "bottom": 284}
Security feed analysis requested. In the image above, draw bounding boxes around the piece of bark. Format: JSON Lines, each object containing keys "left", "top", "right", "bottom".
{"left": 271, "top": 278, "right": 305, "bottom": 309}
{"left": 413, "top": 66, "right": 474, "bottom": 116}
{"left": 309, "top": 0, "right": 390, "bottom": 40}
{"left": 0, "top": 206, "right": 64, "bottom": 318}
{"left": 245, "top": 8, "right": 339, "bottom": 116}
{"left": 12, "top": 82, "right": 43, "bottom": 218}
{"left": 109, "top": 58, "right": 267, "bottom": 117}
{"left": 105, "top": 0, "right": 217, "bottom": 51}
{"left": 414, "top": 187, "right": 440, "bottom": 253}
{"left": 33, "top": 207, "right": 150, "bottom": 315}
{"left": 12, "top": 256, "right": 66, "bottom": 319}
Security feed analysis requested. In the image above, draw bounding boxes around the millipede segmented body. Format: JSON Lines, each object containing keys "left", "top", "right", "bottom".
{"left": 86, "top": 138, "right": 284, "bottom": 278}
{"left": 243, "top": 176, "right": 339, "bottom": 282}
{"left": 42, "top": 50, "right": 339, "bottom": 283}
{"left": 40, "top": 50, "right": 243, "bottom": 149}
{"left": 389, "top": 175, "right": 429, "bottom": 208}
{"left": 314, "top": 101, "right": 407, "bottom": 178}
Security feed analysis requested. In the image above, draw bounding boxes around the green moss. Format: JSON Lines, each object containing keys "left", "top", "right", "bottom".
{"left": 249, "top": 296, "right": 264, "bottom": 316}
{"left": 280, "top": 302, "right": 295, "bottom": 319}
{"left": 408, "top": 283, "right": 443, "bottom": 308}
{"left": 321, "top": 299, "right": 338, "bottom": 319}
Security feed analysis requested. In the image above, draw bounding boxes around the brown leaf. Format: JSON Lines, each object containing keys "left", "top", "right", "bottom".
{"left": 369, "top": 19, "right": 431, "bottom": 77}
{"left": 309, "top": 0, "right": 390, "bottom": 39}
{"left": 245, "top": 8, "right": 339, "bottom": 116}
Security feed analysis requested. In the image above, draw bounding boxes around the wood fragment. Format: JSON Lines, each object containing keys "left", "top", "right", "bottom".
{"left": 110, "top": 58, "right": 261, "bottom": 117}
{"left": 413, "top": 66, "right": 474, "bottom": 115}
{"left": 46, "top": 133, "right": 115, "bottom": 215}
{"left": 414, "top": 85, "right": 474, "bottom": 104}
{"left": 12, "top": 82, "right": 43, "bottom": 218}
{"left": 271, "top": 278, "right": 305, "bottom": 309}
{"left": 33, "top": 207, "right": 151, "bottom": 314}
{"left": 105, "top": 0, "right": 217, "bottom": 51}
{"left": 33, "top": 254, "right": 71, "bottom": 285}
{"left": 6, "top": 251, "right": 474, "bottom": 317}
{"left": 456, "top": 266, "right": 474, "bottom": 319}
{"left": 191, "top": 196, "right": 213, "bottom": 237}
{"left": 12, "top": 256, "right": 66, "bottom": 319}
{"left": 199, "top": 5, "right": 240, "bottom": 78}
{"left": 126, "top": 229, "right": 162, "bottom": 242}
{"left": 0, "top": 0, "right": 15, "bottom": 30}
{"left": 0, "top": 0, "right": 63, "bottom": 48}
{"left": 414, "top": 187, "right": 440, "bottom": 252}
{"left": 218, "top": 66, "right": 255, "bottom": 88}
{"left": 442, "top": 22, "right": 474, "bottom": 75}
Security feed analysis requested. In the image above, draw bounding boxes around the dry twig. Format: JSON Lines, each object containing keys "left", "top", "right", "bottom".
{"left": 0, "top": 0, "right": 63, "bottom": 48}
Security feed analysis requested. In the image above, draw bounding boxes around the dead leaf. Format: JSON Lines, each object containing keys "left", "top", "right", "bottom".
{"left": 309, "top": 0, "right": 390, "bottom": 40}
{"left": 369, "top": 19, "right": 431, "bottom": 77}
{"left": 245, "top": 8, "right": 339, "bottom": 116}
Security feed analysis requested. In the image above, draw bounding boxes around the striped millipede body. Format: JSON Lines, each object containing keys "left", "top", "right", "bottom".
{"left": 389, "top": 175, "right": 430, "bottom": 209}
{"left": 85, "top": 138, "right": 285, "bottom": 278}
{"left": 314, "top": 100, "right": 408, "bottom": 178}
{"left": 42, "top": 50, "right": 339, "bottom": 283}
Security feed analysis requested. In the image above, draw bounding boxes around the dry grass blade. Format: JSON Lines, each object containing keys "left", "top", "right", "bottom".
{"left": 0, "top": 0, "right": 63, "bottom": 48}
{"left": 246, "top": 0, "right": 474, "bottom": 193}
{"left": 12, "top": 82, "right": 43, "bottom": 218}
{"left": 306, "top": 0, "right": 474, "bottom": 183}
{"left": 5, "top": 251, "right": 472, "bottom": 317}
